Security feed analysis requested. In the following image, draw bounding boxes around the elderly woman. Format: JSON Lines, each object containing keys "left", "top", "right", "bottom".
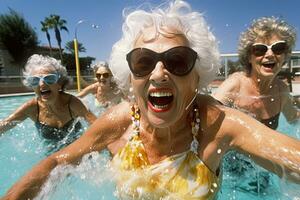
{"left": 77, "top": 61, "right": 123, "bottom": 108}
{"left": 0, "top": 54, "right": 96, "bottom": 149}
{"left": 213, "top": 16, "right": 299, "bottom": 129}
{"left": 213, "top": 17, "right": 300, "bottom": 194}
{"left": 2, "top": 1, "right": 300, "bottom": 199}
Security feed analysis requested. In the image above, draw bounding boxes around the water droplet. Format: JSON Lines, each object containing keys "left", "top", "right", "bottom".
{"left": 213, "top": 183, "right": 218, "bottom": 188}
{"left": 271, "top": 98, "right": 274, "bottom": 102}
{"left": 257, "top": 78, "right": 261, "bottom": 82}
{"left": 217, "top": 149, "right": 222, "bottom": 154}
{"left": 269, "top": 85, "right": 273, "bottom": 88}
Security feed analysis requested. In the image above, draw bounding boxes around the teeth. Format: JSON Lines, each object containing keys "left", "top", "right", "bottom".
{"left": 149, "top": 92, "right": 172, "bottom": 97}
{"left": 153, "top": 104, "right": 169, "bottom": 109}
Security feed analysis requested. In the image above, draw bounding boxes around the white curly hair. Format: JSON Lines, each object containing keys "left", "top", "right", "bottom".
{"left": 109, "top": 0, "right": 220, "bottom": 93}
{"left": 23, "top": 54, "right": 72, "bottom": 89}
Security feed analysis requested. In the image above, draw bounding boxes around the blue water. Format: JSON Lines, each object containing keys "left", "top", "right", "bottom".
{"left": 0, "top": 95, "right": 299, "bottom": 199}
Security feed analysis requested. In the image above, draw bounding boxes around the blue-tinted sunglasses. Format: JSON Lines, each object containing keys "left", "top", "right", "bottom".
{"left": 26, "top": 74, "right": 60, "bottom": 87}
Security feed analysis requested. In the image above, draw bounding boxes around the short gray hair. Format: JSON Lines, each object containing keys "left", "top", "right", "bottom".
{"left": 23, "top": 54, "right": 72, "bottom": 89}
{"left": 109, "top": 0, "right": 220, "bottom": 93}
{"left": 238, "top": 16, "right": 297, "bottom": 74}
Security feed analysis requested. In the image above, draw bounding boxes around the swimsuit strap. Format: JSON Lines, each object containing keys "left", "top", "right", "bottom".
{"left": 36, "top": 99, "right": 40, "bottom": 122}
{"left": 68, "top": 95, "right": 74, "bottom": 119}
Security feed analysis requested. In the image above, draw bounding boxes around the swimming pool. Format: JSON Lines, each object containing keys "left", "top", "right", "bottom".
{"left": 0, "top": 95, "right": 299, "bottom": 199}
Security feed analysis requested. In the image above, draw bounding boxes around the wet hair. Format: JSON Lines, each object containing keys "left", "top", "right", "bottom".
{"left": 109, "top": 0, "right": 220, "bottom": 93}
{"left": 238, "top": 16, "right": 297, "bottom": 74}
{"left": 92, "top": 61, "right": 110, "bottom": 74}
{"left": 23, "top": 54, "right": 72, "bottom": 90}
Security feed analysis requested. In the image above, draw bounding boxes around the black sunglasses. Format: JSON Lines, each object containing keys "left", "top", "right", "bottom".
{"left": 251, "top": 41, "right": 287, "bottom": 57}
{"left": 96, "top": 73, "right": 110, "bottom": 79}
{"left": 126, "top": 46, "right": 198, "bottom": 77}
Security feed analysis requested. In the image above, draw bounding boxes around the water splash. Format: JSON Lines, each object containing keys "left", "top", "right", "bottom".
{"left": 35, "top": 150, "right": 117, "bottom": 200}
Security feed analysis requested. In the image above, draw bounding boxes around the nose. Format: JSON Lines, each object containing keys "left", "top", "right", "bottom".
{"left": 39, "top": 78, "right": 46, "bottom": 87}
{"left": 265, "top": 47, "right": 275, "bottom": 57}
{"left": 149, "top": 61, "right": 169, "bottom": 83}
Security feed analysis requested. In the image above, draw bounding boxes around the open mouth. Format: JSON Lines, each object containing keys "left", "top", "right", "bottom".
{"left": 262, "top": 62, "right": 276, "bottom": 69}
{"left": 148, "top": 91, "right": 174, "bottom": 111}
{"left": 40, "top": 89, "right": 51, "bottom": 97}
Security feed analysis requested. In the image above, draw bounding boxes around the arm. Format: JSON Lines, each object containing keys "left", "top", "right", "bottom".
{"left": 212, "top": 73, "right": 241, "bottom": 106}
{"left": 0, "top": 99, "right": 36, "bottom": 135}
{"left": 2, "top": 102, "right": 131, "bottom": 200}
{"left": 223, "top": 107, "right": 300, "bottom": 184}
{"left": 70, "top": 95, "right": 97, "bottom": 124}
{"left": 76, "top": 84, "right": 96, "bottom": 98}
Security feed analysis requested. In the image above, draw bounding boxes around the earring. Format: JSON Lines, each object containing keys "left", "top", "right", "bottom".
{"left": 190, "top": 105, "right": 200, "bottom": 153}
{"left": 130, "top": 105, "right": 140, "bottom": 139}
{"left": 128, "top": 87, "right": 135, "bottom": 103}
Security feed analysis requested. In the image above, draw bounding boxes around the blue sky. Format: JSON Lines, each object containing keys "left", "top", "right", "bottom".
{"left": 0, "top": 0, "right": 299, "bottom": 62}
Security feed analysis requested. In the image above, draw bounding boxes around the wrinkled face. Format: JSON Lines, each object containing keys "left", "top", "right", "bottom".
{"left": 30, "top": 67, "right": 61, "bottom": 102}
{"left": 249, "top": 34, "right": 287, "bottom": 79}
{"left": 130, "top": 29, "right": 199, "bottom": 128}
{"left": 96, "top": 66, "right": 112, "bottom": 86}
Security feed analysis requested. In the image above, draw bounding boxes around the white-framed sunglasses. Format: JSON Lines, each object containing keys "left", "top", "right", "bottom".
{"left": 26, "top": 74, "right": 60, "bottom": 87}
{"left": 251, "top": 41, "right": 287, "bottom": 57}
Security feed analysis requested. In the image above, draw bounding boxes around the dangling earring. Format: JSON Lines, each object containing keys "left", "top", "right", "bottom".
{"left": 128, "top": 87, "right": 135, "bottom": 103}
{"left": 130, "top": 104, "right": 140, "bottom": 139}
{"left": 190, "top": 105, "right": 200, "bottom": 153}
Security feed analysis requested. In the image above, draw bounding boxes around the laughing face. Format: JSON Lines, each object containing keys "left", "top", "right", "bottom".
{"left": 96, "top": 66, "right": 112, "bottom": 87}
{"left": 31, "top": 67, "right": 61, "bottom": 103}
{"left": 249, "top": 34, "right": 287, "bottom": 79}
{"left": 130, "top": 29, "right": 199, "bottom": 128}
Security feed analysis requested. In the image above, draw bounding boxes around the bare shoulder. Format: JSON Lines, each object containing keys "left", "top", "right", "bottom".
{"left": 83, "top": 83, "right": 98, "bottom": 93}
{"left": 67, "top": 93, "right": 84, "bottom": 105}
{"left": 196, "top": 94, "right": 225, "bottom": 129}
{"left": 223, "top": 71, "right": 245, "bottom": 86}
{"left": 276, "top": 78, "right": 290, "bottom": 93}
{"left": 84, "top": 101, "right": 132, "bottom": 149}
{"left": 213, "top": 72, "right": 245, "bottom": 101}
{"left": 101, "top": 100, "right": 131, "bottom": 122}
{"left": 21, "top": 98, "right": 38, "bottom": 114}
{"left": 7, "top": 98, "right": 38, "bottom": 120}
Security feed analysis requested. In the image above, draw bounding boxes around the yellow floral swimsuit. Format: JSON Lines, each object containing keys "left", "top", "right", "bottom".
{"left": 111, "top": 133, "right": 220, "bottom": 199}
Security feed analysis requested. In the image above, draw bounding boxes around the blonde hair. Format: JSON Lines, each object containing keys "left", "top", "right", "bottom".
{"left": 238, "top": 16, "right": 297, "bottom": 74}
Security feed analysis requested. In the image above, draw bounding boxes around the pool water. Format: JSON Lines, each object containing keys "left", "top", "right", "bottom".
{"left": 0, "top": 95, "right": 299, "bottom": 199}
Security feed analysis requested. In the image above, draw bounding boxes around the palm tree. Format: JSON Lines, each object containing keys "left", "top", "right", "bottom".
{"left": 40, "top": 17, "right": 53, "bottom": 55}
{"left": 49, "top": 14, "right": 69, "bottom": 61}
{"left": 0, "top": 9, "right": 38, "bottom": 64}
{"left": 65, "top": 40, "right": 86, "bottom": 54}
